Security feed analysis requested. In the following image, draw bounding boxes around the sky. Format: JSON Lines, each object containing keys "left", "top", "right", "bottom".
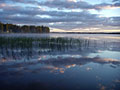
{"left": 0, "top": 0, "right": 120, "bottom": 32}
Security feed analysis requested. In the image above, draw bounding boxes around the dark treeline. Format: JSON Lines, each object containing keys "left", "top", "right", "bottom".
{"left": 0, "top": 22, "right": 50, "bottom": 33}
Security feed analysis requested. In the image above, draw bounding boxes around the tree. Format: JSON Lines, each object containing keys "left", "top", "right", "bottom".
{"left": 0, "top": 21, "right": 50, "bottom": 33}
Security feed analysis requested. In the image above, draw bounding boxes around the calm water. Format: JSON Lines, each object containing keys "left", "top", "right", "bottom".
{"left": 0, "top": 33, "right": 120, "bottom": 90}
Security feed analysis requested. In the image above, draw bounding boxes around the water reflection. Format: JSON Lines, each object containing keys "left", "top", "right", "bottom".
{"left": 0, "top": 36, "right": 120, "bottom": 61}
{"left": 0, "top": 34, "right": 120, "bottom": 90}
{"left": 1, "top": 56, "right": 119, "bottom": 74}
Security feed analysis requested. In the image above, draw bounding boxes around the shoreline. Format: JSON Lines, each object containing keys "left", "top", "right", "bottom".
{"left": 0, "top": 32, "right": 120, "bottom": 34}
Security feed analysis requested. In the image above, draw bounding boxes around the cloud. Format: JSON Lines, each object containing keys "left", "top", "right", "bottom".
{"left": 0, "top": 0, "right": 120, "bottom": 32}
{"left": 94, "top": 3, "right": 117, "bottom": 10}
{"left": 112, "top": 0, "right": 120, "bottom": 7}
{"left": 112, "top": 0, "right": 120, "bottom": 2}
{"left": 39, "top": 0, "right": 95, "bottom": 10}
{"left": 2, "top": 0, "right": 119, "bottom": 10}
{"left": 0, "top": 6, "right": 106, "bottom": 30}
{"left": 1, "top": 0, "right": 120, "bottom": 10}
{"left": 37, "top": 0, "right": 120, "bottom": 10}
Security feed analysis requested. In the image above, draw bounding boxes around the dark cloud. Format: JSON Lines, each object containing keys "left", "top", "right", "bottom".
{"left": 0, "top": 6, "right": 106, "bottom": 30}
{"left": 112, "top": 0, "right": 120, "bottom": 2}
{"left": 39, "top": 0, "right": 95, "bottom": 10}
{"left": 1, "top": 0, "right": 119, "bottom": 10}
{"left": 38, "top": 0, "right": 120, "bottom": 10}
{"left": 0, "top": 4, "right": 96, "bottom": 17}
{"left": 112, "top": 0, "right": 120, "bottom": 7}
{"left": 0, "top": 0, "right": 35, "bottom": 3}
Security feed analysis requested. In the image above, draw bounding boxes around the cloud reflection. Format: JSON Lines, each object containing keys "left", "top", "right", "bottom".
{"left": 0, "top": 56, "right": 120, "bottom": 76}
{"left": 0, "top": 36, "right": 120, "bottom": 75}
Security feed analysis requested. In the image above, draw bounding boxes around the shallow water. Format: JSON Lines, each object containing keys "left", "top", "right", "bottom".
{"left": 0, "top": 33, "right": 120, "bottom": 90}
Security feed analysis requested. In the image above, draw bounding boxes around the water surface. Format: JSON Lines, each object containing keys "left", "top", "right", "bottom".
{"left": 0, "top": 33, "right": 120, "bottom": 90}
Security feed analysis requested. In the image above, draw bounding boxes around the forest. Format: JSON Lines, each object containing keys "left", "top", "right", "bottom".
{"left": 0, "top": 22, "right": 50, "bottom": 33}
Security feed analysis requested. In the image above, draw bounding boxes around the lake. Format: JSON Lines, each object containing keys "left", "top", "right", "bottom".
{"left": 0, "top": 33, "right": 120, "bottom": 90}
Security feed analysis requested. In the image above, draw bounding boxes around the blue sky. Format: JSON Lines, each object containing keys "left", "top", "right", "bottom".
{"left": 0, "top": 0, "right": 120, "bottom": 32}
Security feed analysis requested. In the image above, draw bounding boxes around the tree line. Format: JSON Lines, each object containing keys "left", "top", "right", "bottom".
{"left": 0, "top": 22, "right": 50, "bottom": 33}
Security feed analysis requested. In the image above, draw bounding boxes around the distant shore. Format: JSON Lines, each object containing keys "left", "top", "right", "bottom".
{"left": 51, "top": 32, "right": 120, "bottom": 34}
{"left": 0, "top": 32, "right": 120, "bottom": 34}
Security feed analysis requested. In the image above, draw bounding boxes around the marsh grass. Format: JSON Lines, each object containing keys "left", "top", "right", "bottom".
{"left": 0, "top": 36, "right": 98, "bottom": 61}
{"left": 0, "top": 37, "right": 89, "bottom": 49}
